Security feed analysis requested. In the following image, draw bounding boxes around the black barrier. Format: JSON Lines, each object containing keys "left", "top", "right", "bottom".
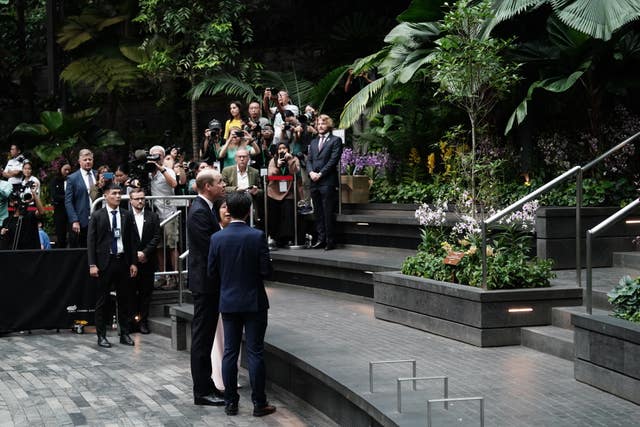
{"left": 0, "top": 249, "right": 95, "bottom": 332}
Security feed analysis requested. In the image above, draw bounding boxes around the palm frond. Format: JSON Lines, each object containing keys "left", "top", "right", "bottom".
{"left": 190, "top": 73, "right": 258, "bottom": 102}
{"left": 554, "top": 0, "right": 640, "bottom": 41}
{"left": 339, "top": 72, "right": 398, "bottom": 129}
{"left": 261, "top": 70, "right": 314, "bottom": 107}
{"left": 60, "top": 56, "right": 141, "bottom": 93}
{"left": 491, "top": 0, "right": 545, "bottom": 22}
{"left": 310, "top": 65, "right": 350, "bottom": 111}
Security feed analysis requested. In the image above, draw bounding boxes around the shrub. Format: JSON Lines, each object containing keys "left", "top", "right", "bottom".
{"left": 608, "top": 276, "right": 640, "bottom": 323}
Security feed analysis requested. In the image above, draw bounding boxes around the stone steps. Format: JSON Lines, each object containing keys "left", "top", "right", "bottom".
{"left": 521, "top": 325, "right": 574, "bottom": 361}
{"left": 612, "top": 251, "right": 640, "bottom": 270}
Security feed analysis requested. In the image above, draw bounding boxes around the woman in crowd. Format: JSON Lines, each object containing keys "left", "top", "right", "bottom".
{"left": 21, "top": 161, "right": 41, "bottom": 198}
{"left": 48, "top": 161, "right": 71, "bottom": 248}
{"left": 223, "top": 101, "right": 245, "bottom": 139}
{"left": 267, "top": 141, "right": 300, "bottom": 248}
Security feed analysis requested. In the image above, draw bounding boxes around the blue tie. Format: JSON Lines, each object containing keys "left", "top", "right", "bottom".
{"left": 111, "top": 210, "right": 118, "bottom": 254}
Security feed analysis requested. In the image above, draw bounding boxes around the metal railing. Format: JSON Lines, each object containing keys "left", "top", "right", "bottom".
{"left": 479, "top": 130, "right": 640, "bottom": 289}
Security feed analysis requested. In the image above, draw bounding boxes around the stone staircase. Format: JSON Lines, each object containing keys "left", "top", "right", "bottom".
{"left": 521, "top": 251, "right": 640, "bottom": 360}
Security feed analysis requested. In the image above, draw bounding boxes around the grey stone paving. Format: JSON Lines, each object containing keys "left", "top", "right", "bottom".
{"left": 0, "top": 329, "right": 336, "bottom": 427}
{"left": 264, "top": 283, "right": 640, "bottom": 426}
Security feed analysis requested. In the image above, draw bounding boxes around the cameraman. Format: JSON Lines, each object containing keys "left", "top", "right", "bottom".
{"left": 3, "top": 144, "right": 27, "bottom": 187}
{"left": 263, "top": 89, "right": 299, "bottom": 145}
{"left": 0, "top": 183, "right": 45, "bottom": 250}
{"left": 201, "top": 119, "right": 223, "bottom": 165}
{"left": 148, "top": 145, "right": 179, "bottom": 288}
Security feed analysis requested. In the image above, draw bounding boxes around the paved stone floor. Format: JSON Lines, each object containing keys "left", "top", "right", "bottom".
{"left": 0, "top": 329, "right": 336, "bottom": 426}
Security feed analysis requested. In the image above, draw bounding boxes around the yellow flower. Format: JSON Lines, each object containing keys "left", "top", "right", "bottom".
{"left": 441, "top": 241, "right": 452, "bottom": 252}
{"left": 458, "top": 239, "right": 470, "bottom": 247}
{"left": 465, "top": 245, "right": 477, "bottom": 256}
{"left": 486, "top": 246, "right": 494, "bottom": 257}
{"left": 408, "top": 148, "right": 421, "bottom": 166}
{"left": 427, "top": 153, "right": 436, "bottom": 174}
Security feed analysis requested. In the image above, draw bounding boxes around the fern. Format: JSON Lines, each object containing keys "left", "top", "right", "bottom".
{"left": 190, "top": 73, "right": 258, "bottom": 102}
{"left": 60, "top": 56, "right": 141, "bottom": 93}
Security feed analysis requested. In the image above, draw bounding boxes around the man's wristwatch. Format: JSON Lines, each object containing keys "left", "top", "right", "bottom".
{"left": 160, "top": 168, "right": 167, "bottom": 173}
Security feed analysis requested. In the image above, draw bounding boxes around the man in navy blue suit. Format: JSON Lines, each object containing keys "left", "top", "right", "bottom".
{"left": 207, "top": 191, "right": 275, "bottom": 417}
{"left": 65, "top": 149, "right": 97, "bottom": 248}
{"left": 307, "top": 114, "right": 342, "bottom": 250}
{"left": 187, "top": 169, "right": 226, "bottom": 406}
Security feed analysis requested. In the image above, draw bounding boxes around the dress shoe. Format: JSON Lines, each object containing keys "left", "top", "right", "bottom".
{"left": 97, "top": 335, "right": 111, "bottom": 348}
{"left": 120, "top": 334, "right": 134, "bottom": 346}
{"left": 224, "top": 401, "right": 239, "bottom": 415}
{"left": 253, "top": 403, "right": 276, "bottom": 417}
{"left": 311, "top": 241, "right": 325, "bottom": 249}
{"left": 212, "top": 387, "right": 224, "bottom": 398}
{"left": 194, "top": 394, "right": 225, "bottom": 406}
{"left": 324, "top": 243, "right": 336, "bottom": 251}
{"left": 139, "top": 323, "right": 150, "bottom": 334}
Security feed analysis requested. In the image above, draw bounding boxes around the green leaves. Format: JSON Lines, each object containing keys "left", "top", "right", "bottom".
{"left": 608, "top": 275, "right": 640, "bottom": 322}
{"left": 60, "top": 56, "right": 141, "bottom": 93}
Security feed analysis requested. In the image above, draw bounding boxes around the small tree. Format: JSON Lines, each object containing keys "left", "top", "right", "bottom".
{"left": 429, "top": 0, "right": 519, "bottom": 205}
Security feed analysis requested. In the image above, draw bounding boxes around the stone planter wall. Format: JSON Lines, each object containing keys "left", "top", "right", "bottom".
{"left": 536, "top": 206, "right": 640, "bottom": 269}
{"left": 374, "top": 271, "right": 582, "bottom": 347}
{"left": 572, "top": 313, "right": 640, "bottom": 405}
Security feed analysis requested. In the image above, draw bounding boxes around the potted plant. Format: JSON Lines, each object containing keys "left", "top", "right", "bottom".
{"left": 340, "top": 148, "right": 389, "bottom": 204}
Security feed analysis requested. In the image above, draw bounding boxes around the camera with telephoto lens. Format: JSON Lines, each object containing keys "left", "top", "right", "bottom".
{"left": 127, "top": 149, "right": 160, "bottom": 191}
{"left": 9, "top": 182, "right": 35, "bottom": 213}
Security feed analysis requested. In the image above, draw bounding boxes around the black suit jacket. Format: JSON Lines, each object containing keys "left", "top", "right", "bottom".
{"left": 187, "top": 195, "right": 221, "bottom": 294}
{"left": 307, "top": 133, "right": 342, "bottom": 187}
{"left": 87, "top": 207, "right": 137, "bottom": 271}
{"left": 132, "top": 208, "right": 161, "bottom": 270}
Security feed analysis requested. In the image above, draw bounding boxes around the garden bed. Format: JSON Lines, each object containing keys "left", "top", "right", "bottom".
{"left": 373, "top": 271, "right": 582, "bottom": 347}
{"left": 572, "top": 313, "right": 640, "bottom": 405}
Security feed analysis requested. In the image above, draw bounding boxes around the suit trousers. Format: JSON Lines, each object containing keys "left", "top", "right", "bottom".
{"left": 222, "top": 310, "right": 268, "bottom": 406}
{"left": 133, "top": 265, "right": 155, "bottom": 323}
{"left": 94, "top": 256, "right": 133, "bottom": 337}
{"left": 310, "top": 184, "right": 338, "bottom": 245}
{"left": 68, "top": 226, "right": 88, "bottom": 248}
{"left": 53, "top": 208, "right": 68, "bottom": 248}
{"left": 191, "top": 291, "right": 220, "bottom": 397}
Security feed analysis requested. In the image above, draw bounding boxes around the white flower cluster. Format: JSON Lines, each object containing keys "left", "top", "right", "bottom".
{"left": 415, "top": 203, "right": 447, "bottom": 227}
{"left": 452, "top": 214, "right": 481, "bottom": 237}
{"left": 499, "top": 200, "right": 539, "bottom": 233}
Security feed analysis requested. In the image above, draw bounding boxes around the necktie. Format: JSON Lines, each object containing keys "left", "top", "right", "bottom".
{"left": 87, "top": 171, "right": 95, "bottom": 188}
{"left": 318, "top": 135, "right": 326, "bottom": 151}
{"left": 111, "top": 210, "right": 118, "bottom": 254}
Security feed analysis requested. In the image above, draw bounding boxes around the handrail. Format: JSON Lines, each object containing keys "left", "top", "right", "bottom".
{"left": 585, "top": 198, "right": 640, "bottom": 314}
{"left": 90, "top": 194, "right": 197, "bottom": 214}
{"left": 480, "top": 166, "right": 582, "bottom": 288}
{"left": 178, "top": 249, "right": 189, "bottom": 305}
{"left": 160, "top": 210, "right": 181, "bottom": 227}
{"left": 582, "top": 131, "right": 640, "bottom": 172}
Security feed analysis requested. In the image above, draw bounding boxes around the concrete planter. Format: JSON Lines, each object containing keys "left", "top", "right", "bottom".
{"left": 572, "top": 313, "right": 640, "bottom": 405}
{"left": 373, "top": 271, "right": 582, "bottom": 347}
{"left": 536, "top": 206, "right": 640, "bottom": 269}
{"left": 340, "top": 175, "right": 371, "bottom": 204}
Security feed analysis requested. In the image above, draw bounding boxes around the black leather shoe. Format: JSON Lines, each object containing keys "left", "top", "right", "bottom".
{"left": 224, "top": 401, "right": 239, "bottom": 415}
{"left": 139, "top": 323, "right": 150, "bottom": 334}
{"left": 97, "top": 335, "right": 111, "bottom": 348}
{"left": 120, "top": 334, "right": 134, "bottom": 346}
{"left": 212, "top": 387, "right": 224, "bottom": 398}
{"left": 324, "top": 243, "right": 336, "bottom": 251}
{"left": 194, "top": 394, "right": 225, "bottom": 406}
{"left": 253, "top": 403, "right": 276, "bottom": 417}
{"left": 311, "top": 241, "right": 325, "bottom": 249}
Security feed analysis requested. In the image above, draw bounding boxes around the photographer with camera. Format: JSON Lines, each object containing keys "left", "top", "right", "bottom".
{"left": 254, "top": 124, "right": 275, "bottom": 170}
{"left": 202, "top": 119, "right": 223, "bottom": 165}
{"left": 3, "top": 144, "right": 27, "bottom": 188}
{"left": 21, "top": 161, "right": 40, "bottom": 199}
{"left": 219, "top": 128, "right": 261, "bottom": 169}
{"left": 245, "top": 101, "right": 269, "bottom": 138}
{"left": 0, "top": 180, "right": 45, "bottom": 250}
{"left": 267, "top": 142, "right": 300, "bottom": 248}
{"left": 262, "top": 89, "right": 299, "bottom": 146}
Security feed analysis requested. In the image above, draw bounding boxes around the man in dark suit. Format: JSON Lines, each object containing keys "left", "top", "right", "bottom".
{"left": 87, "top": 183, "right": 138, "bottom": 348}
{"left": 129, "top": 187, "right": 161, "bottom": 334}
{"left": 66, "top": 149, "right": 97, "bottom": 248}
{"left": 307, "top": 114, "right": 343, "bottom": 250}
{"left": 187, "top": 169, "right": 226, "bottom": 406}
{"left": 208, "top": 191, "right": 275, "bottom": 417}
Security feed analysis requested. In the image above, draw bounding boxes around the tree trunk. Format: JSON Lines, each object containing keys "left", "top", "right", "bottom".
{"left": 469, "top": 113, "right": 476, "bottom": 210}
{"left": 190, "top": 76, "right": 199, "bottom": 161}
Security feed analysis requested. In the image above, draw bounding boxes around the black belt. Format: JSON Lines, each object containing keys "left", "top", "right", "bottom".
{"left": 110, "top": 253, "right": 125, "bottom": 259}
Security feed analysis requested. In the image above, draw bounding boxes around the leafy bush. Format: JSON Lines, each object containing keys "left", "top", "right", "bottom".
{"left": 608, "top": 276, "right": 640, "bottom": 323}
{"left": 370, "top": 180, "right": 436, "bottom": 204}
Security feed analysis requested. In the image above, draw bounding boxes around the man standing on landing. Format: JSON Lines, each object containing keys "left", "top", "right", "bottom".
{"left": 188, "top": 169, "right": 226, "bottom": 406}
{"left": 208, "top": 191, "right": 275, "bottom": 417}
{"left": 66, "top": 149, "right": 97, "bottom": 248}
{"left": 307, "top": 114, "right": 342, "bottom": 250}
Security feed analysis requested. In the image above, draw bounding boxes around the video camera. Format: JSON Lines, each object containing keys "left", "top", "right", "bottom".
{"left": 9, "top": 182, "right": 35, "bottom": 214}
{"left": 128, "top": 149, "right": 161, "bottom": 190}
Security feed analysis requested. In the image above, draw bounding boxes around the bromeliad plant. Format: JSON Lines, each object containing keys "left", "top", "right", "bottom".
{"left": 608, "top": 276, "right": 640, "bottom": 323}
{"left": 403, "top": 199, "right": 554, "bottom": 290}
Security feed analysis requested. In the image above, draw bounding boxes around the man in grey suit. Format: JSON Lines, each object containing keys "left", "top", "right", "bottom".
{"left": 208, "top": 191, "right": 275, "bottom": 417}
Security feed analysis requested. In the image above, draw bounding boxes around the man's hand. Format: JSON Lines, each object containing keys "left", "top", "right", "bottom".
{"left": 0, "top": 227, "right": 8, "bottom": 236}
{"left": 72, "top": 221, "right": 81, "bottom": 233}
{"left": 248, "top": 186, "right": 259, "bottom": 196}
{"left": 89, "top": 265, "right": 99, "bottom": 277}
{"left": 137, "top": 251, "right": 147, "bottom": 263}
{"left": 130, "top": 264, "right": 138, "bottom": 278}
{"left": 204, "top": 128, "right": 211, "bottom": 139}
{"left": 309, "top": 171, "right": 321, "bottom": 182}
